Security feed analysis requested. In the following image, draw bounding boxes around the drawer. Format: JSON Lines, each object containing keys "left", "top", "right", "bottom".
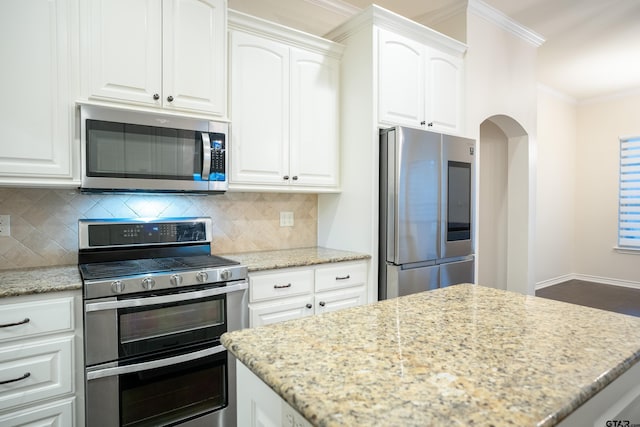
{"left": 0, "top": 396, "right": 74, "bottom": 426}
{"left": 0, "top": 297, "right": 73, "bottom": 343}
{"left": 315, "top": 261, "right": 367, "bottom": 292}
{"left": 250, "top": 269, "right": 314, "bottom": 303}
{"left": 0, "top": 336, "right": 73, "bottom": 411}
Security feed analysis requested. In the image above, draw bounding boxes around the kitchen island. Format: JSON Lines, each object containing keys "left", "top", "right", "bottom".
{"left": 221, "top": 284, "right": 640, "bottom": 426}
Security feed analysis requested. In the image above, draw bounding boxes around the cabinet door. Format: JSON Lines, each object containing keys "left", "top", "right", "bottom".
{"left": 426, "top": 49, "right": 463, "bottom": 134}
{"left": 230, "top": 31, "right": 290, "bottom": 185}
{"left": 315, "top": 285, "right": 367, "bottom": 315}
{"left": 0, "top": 0, "right": 76, "bottom": 183}
{"left": 250, "top": 295, "right": 314, "bottom": 327}
{"left": 85, "top": 0, "right": 162, "bottom": 106}
{"left": 163, "top": 0, "right": 226, "bottom": 115}
{"left": 290, "top": 48, "right": 340, "bottom": 187}
{"left": 377, "top": 28, "right": 426, "bottom": 127}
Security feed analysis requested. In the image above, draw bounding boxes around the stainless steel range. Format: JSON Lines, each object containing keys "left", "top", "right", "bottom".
{"left": 78, "top": 217, "right": 247, "bottom": 427}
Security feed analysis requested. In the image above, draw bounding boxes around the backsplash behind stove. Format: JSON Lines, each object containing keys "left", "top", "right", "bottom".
{"left": 0, "top": 188, "right": 317, "bottom": 270}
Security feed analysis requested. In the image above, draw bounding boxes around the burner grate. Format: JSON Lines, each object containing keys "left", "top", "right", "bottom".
{"left": 79, "top": 255, "right": 239, "bottom": 281}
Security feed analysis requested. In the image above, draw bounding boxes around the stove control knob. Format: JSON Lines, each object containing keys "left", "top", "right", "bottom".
{"left": 170, "top": 274, "right": 183, "bottom": 287}
{"left": 196, "top": 271, "right": 209, "bottom": 283}
{"left": 141, "top": 277, "right": 156, "bottom": 290}
{"left": 220, "top": 269, "right": 231, "bottom": 281}
{"left": 111, "top": 280, "right": 125, "bottom": 294}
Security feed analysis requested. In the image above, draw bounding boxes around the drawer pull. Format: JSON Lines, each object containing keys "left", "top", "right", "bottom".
{"left": 274, "top": 283, "right": 292, "bottom": 289}
{"left": 0, "top": 317, "right": 30, "bottom": 328}
{"left": 336, "top": 275, "right": 350, "bottom": 281}
{"left": 0, "top": 372, "right": 31, "bottom": 385}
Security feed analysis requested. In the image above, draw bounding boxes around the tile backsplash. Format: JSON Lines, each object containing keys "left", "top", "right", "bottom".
{"left": 0, "top": 188, "right": 317, "bottom": 270}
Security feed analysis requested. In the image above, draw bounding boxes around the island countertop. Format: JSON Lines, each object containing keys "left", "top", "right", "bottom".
{"left": 221, "top": 283, "right": 640, "bottom": 426}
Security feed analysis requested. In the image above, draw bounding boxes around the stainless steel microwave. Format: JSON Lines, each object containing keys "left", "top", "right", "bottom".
{"left": 80, "top": 105, "right": 229, "bottom": 193}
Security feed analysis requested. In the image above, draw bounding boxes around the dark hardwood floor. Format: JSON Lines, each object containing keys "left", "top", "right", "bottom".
{"left": 536, "top": 280, "right": 640, "bottom": 317}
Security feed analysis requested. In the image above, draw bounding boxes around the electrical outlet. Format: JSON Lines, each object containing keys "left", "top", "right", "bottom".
{"left": 279, "top": 211, "right": 294, "bottom": 227}
{"left": 0, "top": 215, "right": 10, "bottom": 237}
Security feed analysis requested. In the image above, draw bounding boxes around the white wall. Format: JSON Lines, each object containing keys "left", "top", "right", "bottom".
{"left": 535, "top": 86, "right": 577, "bottom": 286}
{"left": 574, "top": 92, "right": 640, "bottom": 286}
{"left": 464, "top": 6, "right": 539, "bottom": 294}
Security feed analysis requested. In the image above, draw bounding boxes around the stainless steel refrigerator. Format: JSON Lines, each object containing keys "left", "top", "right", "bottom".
{"left": 379, "top": 126, "right": 475, "bottom": 300}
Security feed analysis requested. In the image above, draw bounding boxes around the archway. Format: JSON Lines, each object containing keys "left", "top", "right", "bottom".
{"left": 477, "top": 115, "right": 534, "bottom": 295}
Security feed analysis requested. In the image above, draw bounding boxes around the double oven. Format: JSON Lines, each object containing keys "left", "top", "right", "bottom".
{"left": 78, "top": 217, "right": 247, "bottom": 427}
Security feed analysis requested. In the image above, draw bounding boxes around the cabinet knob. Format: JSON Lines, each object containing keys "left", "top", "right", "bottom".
{"left": 306, "top": 303, "right": 312, "bottom": 309}
{"left": 427, "top": 122, "right": 433, "bottom": 127}
{"left": 319, "top": 301, "right": 326, "bottom": 307}
{"left": 167, "top": 95, "right": 174, "bottom": 102}
{"left": 292, "top": 176, "right": 298, "bottom": 181}
{"left": 420, "top": 120, "right": 426, "bottom": 126}
{"left": 283, "top": 175, "right": 289, "bottom": 180}
{"left": 153, "top": 93, "right": 160, "bottom": 100}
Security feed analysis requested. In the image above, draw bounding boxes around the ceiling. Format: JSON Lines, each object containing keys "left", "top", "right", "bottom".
{"left": 228, "top": 0, "right": 640, "bottom": 102}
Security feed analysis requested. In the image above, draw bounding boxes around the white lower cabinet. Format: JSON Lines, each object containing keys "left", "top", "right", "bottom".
{"left": 237, "top": 361, "right": 311, "bottom": 427}
{"left": 248, "top": 261, "right": 368, "bottom": 328}
{"left": 0, "top": 292, "right": 82, "bottom": 426}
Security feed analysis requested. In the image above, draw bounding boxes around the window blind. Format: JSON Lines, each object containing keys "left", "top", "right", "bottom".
{"left": 619, "top": 137, "right": 640, "bottom": 248}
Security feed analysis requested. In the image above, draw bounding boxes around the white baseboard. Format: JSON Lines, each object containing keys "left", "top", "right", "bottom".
{"left": 535, "top": 274, "right": 575, "bottom": 290}
{"left": 535, "top": 274, "right": 640, "bottom": 291}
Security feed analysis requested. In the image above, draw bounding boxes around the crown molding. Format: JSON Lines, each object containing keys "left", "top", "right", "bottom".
{"left": 303, "top": 0, "right": 361, "bottom": 17}
{"left": 468, "top": 0, "right": 545, "bottom": 47}
{"left": 414, "top": 0, "right": 467, "bottom": 28}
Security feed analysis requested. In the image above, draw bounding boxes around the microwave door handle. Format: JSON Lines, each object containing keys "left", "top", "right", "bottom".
{"left": 86, "top": 344, "right": 226, "bottom": 380}
{"left": 201, "top": 132, "right": 211, "bottom": 180}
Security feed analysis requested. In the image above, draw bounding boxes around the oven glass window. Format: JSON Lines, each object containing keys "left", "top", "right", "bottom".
{"left": 119, "top": 295, "right": 226, "bottom": 358}
{"left": 120, "top": 350, "right": 227, "bottom": 427}
{"left": 86, "top": 119, "right": 200, "bottom": 180}
{"left": 447, "top": 161, "right": 471, "bottom": 241}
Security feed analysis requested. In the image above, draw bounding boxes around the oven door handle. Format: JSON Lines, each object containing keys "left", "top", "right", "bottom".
{"left": 86, "top": 344, "right": 226, "bottom": 380}
{"left": 85, "top": 281, "right": 248, "bottom": 313}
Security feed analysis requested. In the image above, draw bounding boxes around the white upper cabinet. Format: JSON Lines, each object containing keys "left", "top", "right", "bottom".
{"left": 228, "top": 10, "right": 342, "bottom": 192}
{"left": 378, "top": 29, "right": 426, "bottom": 127}
{"left": 82, "top": 0, "right": 227, "bottom": 118}
{"left": 376, "top": 26, "right": 465, "bottom": 134}
{"left": 0, "top": 0, "right": 79, "bottom": 187}
{"left": 426, "top": 49, "right": 463, "bottom": 134}
{"left": 229, "top": 30, "right": 290, "bottom": 185}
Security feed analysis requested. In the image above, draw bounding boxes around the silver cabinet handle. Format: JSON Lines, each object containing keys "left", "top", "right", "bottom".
{"left": 335, "top": 275, "right": 350, "bottom": 281}
{"left": 167, "top": 95, "right": 174, "bottom": 102}
{"left": 319, "top": 301, "right": 326, "bottom": 307}
{"left": 274, "top": 283, "right": 292, "bottom": 289}
{"left": 305, "top": 304, "right": 312, "bottom": 309}
{"left": 201, "top": 132, "right": 211, "bottom": 180}
{"left": 153, "top": 93, "right": 160, "bottom": 100}
{"left": 86, "top": 281, "right": 247, "bottom": 313}
{"left": 0, "top": 318, "right": 30, "bottom": 328}
{"left": 0, "top": 372, "right": 30, "bottom": 385}
{"left": 87, "top": 345, "right": 225, "bottom": 380}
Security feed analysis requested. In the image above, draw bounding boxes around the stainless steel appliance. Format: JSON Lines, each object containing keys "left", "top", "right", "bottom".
{"left": 80, "top": 105, "right": 229, "bottom": 193}
{"left": 78, "top": 217, "right": 247, "bottom": 427}
{"left": 379, "top": 126, "right": 475, "bottom": 300}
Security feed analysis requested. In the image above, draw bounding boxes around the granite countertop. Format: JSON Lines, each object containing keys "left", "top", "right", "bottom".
{"left": 222, "top": 283, "right": 640, "bottom": 427}
{"left": 222, "top": 247, "right": 370, "bottom": 272}
{"left": 0, "top": 247, "right": 369, "bottom": 298}
{"left": 0, "top": 265, "right": 82, "bottom": 298}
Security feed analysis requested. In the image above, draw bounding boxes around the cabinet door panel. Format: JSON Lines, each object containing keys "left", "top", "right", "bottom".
{"left": 250, "top": 295, "right": 314, "bottom": 327}
{"left": 163, "top": 0, "right": 226, "bottom": 115}
{"left": 377, "top": 28, "right": 426, "bottom": 127}
{"left": 290, "top": 48, "right": 339, "bottom": 187}
{"left": 0, "top": 0, "right": 75, "bottom": 181}
{"left": 86, "top": 0, "right": 162, "bottom": 105}
{"left": 230, "top": 31, "right": 289, "bottom": 185}
{"left": 315, "top": 285, "right": 367, "bottom": 315}
{"left": 426, "top": 50, "right": 462, "bottom": 133}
